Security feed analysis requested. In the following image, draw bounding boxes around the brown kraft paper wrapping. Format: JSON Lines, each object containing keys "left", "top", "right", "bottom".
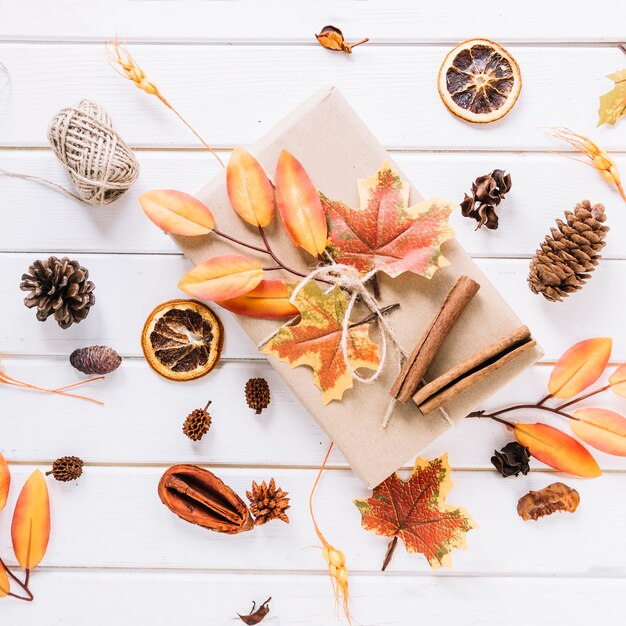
{"left": 172, "top": 86, "right": 543, "bottom": 488}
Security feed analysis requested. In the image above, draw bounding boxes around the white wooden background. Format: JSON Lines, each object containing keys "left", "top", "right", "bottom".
{"left": 1, "top": 1, "right": 626, "bottom": 624}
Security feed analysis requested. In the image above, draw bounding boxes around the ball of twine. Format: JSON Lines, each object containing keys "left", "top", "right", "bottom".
{"left": 47, "top": 99, "right": 139, "bottom": 205}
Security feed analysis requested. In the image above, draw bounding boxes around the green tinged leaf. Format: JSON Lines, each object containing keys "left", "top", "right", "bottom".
{"left": 597, "top": 69, "right": 626, "bottom": 126}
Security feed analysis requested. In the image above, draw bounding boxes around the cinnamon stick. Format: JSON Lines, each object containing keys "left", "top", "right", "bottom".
{"left": 390, "top": 275, "right": 480, "bottom": 403}
{"left": 413, "top": 326, "right": 536, "bottom": 415}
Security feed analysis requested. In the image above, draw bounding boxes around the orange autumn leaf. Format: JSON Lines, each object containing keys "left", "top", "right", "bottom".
{"left": 514, "top": 423, "right": 601, "bottom": 477}
{"left": 571, "top": 408, "right": 626, "bottom": 456}
{"left": 217, "top": 279, "right": 299, "bottom": 319}
{"left": 139, "top": 190, "right": 215, "bottom": 236}
{"left": 322, "top": 163, "right": 455, "bottom": 278}
{"left": 354, "top": 454, "right": 476, "bottom": 570}
{"left": 11, "top": 470, "right": 50, "bottom": 571}
{"left": 178, "top": 255, "right": 263, "bottom": 301}
{"left": 0, "top": 565, "right": 8, "bottom": 598}
{"left": 608, "top": 363, "right": 626, "bottom": 397}
{"left": 275, "top": 150, "right": 327, "bottom": 257}
{"left": 226, "top": 149, "right": 275, "bottom": 227}
{"left": 0, "top": 453, "right": 9, "bottom": 513}
{"left": 548, "top": 338, "right": 612, "bottom": 398}
{"left": 262, "top": 282, "right": 380, "bottom": 403}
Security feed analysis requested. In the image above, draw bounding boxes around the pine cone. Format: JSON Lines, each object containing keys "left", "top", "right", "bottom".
{"left": 491, "top": 442, "right": 530, "bottom": 477}
{"left": 528, "top": 200, "right": 609, "bottom": 302}
{"left": 461, "top": 169, "right": 511, "bottom": 230}
{"left": 20, "top": 257, "right": 96, "bottom": 329}
{"left": 46, "top": 456, "right": 84, "bottom": 482}
{"left": 182, "top": 401, "right": 212, "bottom": 441}
{"left": 245, "top": 378, "right": 271, "bottom": 414}
{"left": 246, "top": 478, "right": 290, "bottom": 526}
{"left": 70, "top": 346, "right": 122, "bottom": 375}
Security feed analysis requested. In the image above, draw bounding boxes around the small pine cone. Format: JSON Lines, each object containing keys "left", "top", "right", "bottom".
{"left": 70, "top": 346, "right": 122, "bottom": 375}
{"left": 528, "top": 200, "right": 609, "bottom": 302}
{"left": 20, "top": 256, "right": 95, "bottom": 329}
{"left": 245, "top": 378, "right": 270, "bottom": 414}
{"left": 460, "top": 169, "right": 511, "bottom": 230}
{"left": 246, "top": 478, "right": 290, "bottom": 526}
{"left": 46, "top": 456, "right": 84, "bottom": 482}
{"left": 491, "top": 442, "right": 531, "bottom": 477}
{"left": 182, "top": 401, "right": 212, "bottom": 441}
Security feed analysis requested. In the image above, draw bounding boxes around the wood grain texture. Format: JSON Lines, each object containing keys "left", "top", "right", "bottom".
{"left": 0, "top": 44, "right": 624, "bottom": 150}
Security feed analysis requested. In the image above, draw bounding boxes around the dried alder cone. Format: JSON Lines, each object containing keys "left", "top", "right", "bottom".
{"left": 460, "top": 169, "right": 511, "bottom": 230}
{"left": 20, "top": 256, "right": 95, "bottom": 329}
{"left": 315, "top": 25, "right": 369, "bottom": 54}
{"left": 528, "top": 200, "right": 609, "bottom": 302}
{"left": 158, "top": 465, "right": 253, "bottom": 534}
{"left": 46, "top": 456, "right": 84, "bottom": 482}
{"left": 238, "top": 598, "right": 272, "bottom": 625}
{"left": 247, "top": 479, "right": 290, "bottom": 526}
{"left": 245, "top": 378, "right": 271, "bottom": 414}
{"left": 182, "top": 401, "right": 212, "bottom": 441}
{"left": 491, "top": 442, "right": 530, "bottom": 477}
{"left": 70, "top": 345, "right": 122, "bottom": 375}
{"left": 517, "top": 482, "right": 580, "bottom": 521}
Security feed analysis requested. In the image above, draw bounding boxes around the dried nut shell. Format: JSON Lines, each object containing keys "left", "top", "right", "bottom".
{"left": 517, "top": 482, "right": 580, "bottom": 521}
{"left": 158, "top": 464, "right": 253, "bottom": 534}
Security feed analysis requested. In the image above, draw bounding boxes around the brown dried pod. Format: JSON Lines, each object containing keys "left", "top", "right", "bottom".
{"left": 238, "top": 597, "right": 271, "bottom": 624}
{"left": 46, "top": 455, "right": 84, "bottom": 482}
{"left": 158, "top": 464, "right": 253, "bottom": 534}
{"left": 517, "top": 482, "right": 580, "bottom": 521}
{"left": 315, "top": 25, "right": 369, "bottom": 54}
{"left": 70, "top": 345, "right": 122, "bottom": 375}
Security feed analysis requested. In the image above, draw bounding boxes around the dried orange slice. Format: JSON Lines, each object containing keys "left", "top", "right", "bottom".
{"left": 141, "top": 299, "right": 223, "bottom": 381}
{"left": 438, "top": 39, "right": 521, "bottom": 123}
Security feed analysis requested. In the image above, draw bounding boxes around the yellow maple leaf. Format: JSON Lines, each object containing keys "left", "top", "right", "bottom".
{"left": 598, "top": 69, "right": 626, "bottom": 126}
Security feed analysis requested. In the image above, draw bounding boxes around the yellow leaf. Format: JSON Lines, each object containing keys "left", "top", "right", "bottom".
{"left": 139, "top": 190, "right": 215, "bottom": 236}
{"left": 598, "top": 69, "right": 626, "bottom": 127}
{"left": 0, "top": 566, "right": 9, "bottom": 598}
{"left": 11, "top": 470, "right": 51, "bottom": 571}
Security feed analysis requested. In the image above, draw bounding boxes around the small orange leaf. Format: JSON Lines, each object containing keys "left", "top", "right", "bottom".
{"left": 0, "top": 565, "right": 9, "bottom": 597}
{"left": 548, "top": 338, "right": 612, "bottom": 398}
{"left": 571, "top": 408, "right": 626, "bottom": 456}
{"left": 226, "top": 149, "right": 275, "bottom": 227}
{"left": 0, "top": 453, "right": 10, "bottom": 513}
{"left": 11, "top": 470, "right": 51, "bottom": 571}
{"left": 514, "top": 423, "right": 601, "bottom": 477}
{"left": 609, "top": 363, "right": 626, "bottom": 397}
{"left": 217, "top": 279, "right": 299, "bottom": 319}
{"left": 178, "top": 255, "right": 263, "bottom": 301}
{"left": 275, "top": 151, "right": 327, "bottom": 257}
{"left": 139, "top": 190, "right": 215, "bottom": 236}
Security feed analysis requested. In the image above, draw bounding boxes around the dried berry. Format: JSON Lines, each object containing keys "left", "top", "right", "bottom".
{"left": 247, "top": 478, "right": 290, "bottom": 526}
{"left": 46, "top": 456, "right": 84, "bottom": 482}
{"left": 517, "top": 482, "right": 580, "bottom": 521}
{"left": 238, "top": 597, "right": 271, "bottom": 625}
{"left": 491, "top": 442, "right": 530, "bottom": 477}
{"left": 182, "top": 401, "right": 212, "bottom": 441}
{"left": 245, "top": 378, "right": 271, "bottom": 414}
{"left": 70, "top": 345, "right": 122, "bottom": 375}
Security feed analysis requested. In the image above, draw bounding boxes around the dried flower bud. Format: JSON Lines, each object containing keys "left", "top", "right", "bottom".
{"left": 70, "top": 345, "right": 122, "bottom": 375}
{"left": 461, "top": 169, "right": 512, "bottom": 230}
{"left": 491, "top": 442, "right": 530, "bottom": 477}
{"left": 315, "top": 25, "right": 369, "bottom": 54}
{"left": 46, "top": 456, "right": 84, "bottom": 482}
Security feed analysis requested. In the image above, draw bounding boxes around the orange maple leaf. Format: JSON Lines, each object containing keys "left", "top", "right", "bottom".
{"left": 262, "top": 282, "right": 380, "bottom": 403}
{"left": 354, "top": 454, "right": 476, "bottom": 570}
{"left": 322, "top": 162, "right": 455, "bottom": 278}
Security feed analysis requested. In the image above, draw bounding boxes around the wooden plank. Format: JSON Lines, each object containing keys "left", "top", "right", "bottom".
{"left": 0, "top": 43, "right": 624, "bottom": 150}
{"left": 1, "top": 358, "right": 624, "bottom": 470}
{"left": 0, "top": 465, "right": 622, "bottom": 574}
{"left": 1, "top": 1, "right": 624, "bottom": 44}
{"left": 0, "top": 569, "right": 623, "bottom": 625}
{"left": 1, "top": 150, "right": 624, "bottom": 258}
{"left": 1, "top": 254, "right": 624, "bottom": 361}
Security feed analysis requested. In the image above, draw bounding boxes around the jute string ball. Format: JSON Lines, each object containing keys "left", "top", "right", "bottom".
{"left": 47, "top": 99, "right": 139, "bottom": 205}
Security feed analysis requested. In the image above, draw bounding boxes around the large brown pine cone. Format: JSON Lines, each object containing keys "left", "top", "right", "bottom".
{"left": 20, "top": 257, "right": 96, "bottom": 328}
{"left": 528, "top": 200, "right": 608, "bottom": 302}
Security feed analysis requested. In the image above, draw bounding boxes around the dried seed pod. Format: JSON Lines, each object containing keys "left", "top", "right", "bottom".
{"left": 315, "top": 25, "right": 369, "bottom": 54}
{"left": 158, "top": 464, "right": 253, "bottom": 534}
{"left": 491, "top": 442, "right": 530, "bottom": 477}
{"left": 182, "top": 401, "right": 212, "bottom": 441}
{"left": 70, "top": 345, "right": 122, "bottom": 375}
{"left": 517, "top": 482, "right": 580, "bottom": 521}
{"left": 247, "top": 478, "right": 290, "bottom": 526}
{"left": 46, "top": 456, "right": 84, "bottom": 482}
{"left": 238, "top": 597, "right": 271, "bottom": 625}
{"left": 245, "top": 377, "right": 271, "bottom": 414}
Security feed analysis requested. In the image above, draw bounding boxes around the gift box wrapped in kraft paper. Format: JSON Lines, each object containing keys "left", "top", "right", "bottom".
{"left": 173, "top": 86, "right": 543, "bottom": 488}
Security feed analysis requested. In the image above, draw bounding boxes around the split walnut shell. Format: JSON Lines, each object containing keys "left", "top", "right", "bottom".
{"left": 158, "top": 464, "right": 253, "bottom": 534}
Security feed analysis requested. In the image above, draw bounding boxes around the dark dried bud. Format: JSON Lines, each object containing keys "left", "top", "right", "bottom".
{"left": 491, "top": 442, "right": 530, "bottom": 477}
{"left": 46, "top": 456, "right": 84, "bottom": 482}
{"left": 461, "top": 169, "right": 511, "bottom": 230}
{"left": 70, "top": 345, "right": 122, "bottom": 375}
